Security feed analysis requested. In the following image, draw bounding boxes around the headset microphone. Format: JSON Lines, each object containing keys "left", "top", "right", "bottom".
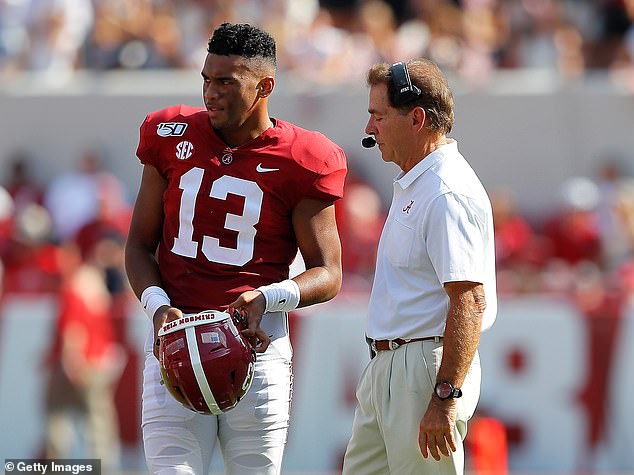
{"left": 362, "top": 137, "right": 376, "bottom": 148}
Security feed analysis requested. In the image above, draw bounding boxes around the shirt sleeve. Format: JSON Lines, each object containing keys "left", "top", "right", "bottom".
{"left": 135, "top": 114, "right": 159, "bottom": 168}
{"left": 424, "top": 192, "right": 487, "bottom": 285}
{"left": 311, "top": 146, "right": 347, "bottom": 201}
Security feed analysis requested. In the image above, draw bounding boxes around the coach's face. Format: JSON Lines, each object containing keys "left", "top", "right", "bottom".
{"left": 365, "top": 83, "right": 415, "bottom": 172}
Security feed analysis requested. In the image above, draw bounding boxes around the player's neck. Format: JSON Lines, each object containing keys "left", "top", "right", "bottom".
{"left": 216, "top": 113, "right": 273, "bottom": 148}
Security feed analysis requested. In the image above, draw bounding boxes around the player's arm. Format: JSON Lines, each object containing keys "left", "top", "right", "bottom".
{"left": 233, "top": 197, "right": 343, "bottom": 309}
{"left": 291, "top": 197, "right": 342, "bottom": 306}
{"left": 125, "top": 165, "right": 183, "bottom": 358}
{"left": 125, "top": 164, "right": 164, "bottom": 296}
{"left": 229, "top": 198, "right": 342, "bottom": 351}
{"left": 418, "top": 281, "right": 485, "bottom": 460}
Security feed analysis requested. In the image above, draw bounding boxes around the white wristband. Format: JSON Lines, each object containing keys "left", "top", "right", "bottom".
{"left": 140, "top": 286, "right": 171, "bottom": 321}
{"left": 256, "top": 279, "right": 301, "bottom": 313}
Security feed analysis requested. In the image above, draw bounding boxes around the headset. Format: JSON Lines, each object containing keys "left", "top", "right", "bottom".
{"left": 389, "top": 61, "right": 421, "bottom": 106}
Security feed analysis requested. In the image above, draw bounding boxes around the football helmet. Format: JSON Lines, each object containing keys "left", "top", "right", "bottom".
{"left": 158, "top": 309, "right": 256, "bottom": 415}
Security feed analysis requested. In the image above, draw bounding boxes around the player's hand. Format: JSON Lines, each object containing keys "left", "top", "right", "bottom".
{"left": 418, "top": 396, "right": 458, "bottom": 461}
{"left": 153, "top": 306, "right": 183, "bottom": 360}
{"left": 228, "top": 290, "right": 270, "bottom": 353}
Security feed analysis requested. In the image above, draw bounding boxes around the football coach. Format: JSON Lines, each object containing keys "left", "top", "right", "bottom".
{"left": 343, "top": 58, "right": 497, "bottom": 475}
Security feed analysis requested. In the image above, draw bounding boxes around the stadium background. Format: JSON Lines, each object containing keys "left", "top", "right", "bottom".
{"left": 2, "top": 0, "right": 634, "bottom": 474}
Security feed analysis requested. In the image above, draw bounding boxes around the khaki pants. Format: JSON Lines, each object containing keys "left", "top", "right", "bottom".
{"left": 343, "top": 340, "right": 481, "bottom": 475}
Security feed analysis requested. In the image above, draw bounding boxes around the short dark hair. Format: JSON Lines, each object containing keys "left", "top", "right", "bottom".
{"left": 207, "top": 23, "right": 276, "bottom": 69}
{"left": 367, "top": 59, "right": 454, "bottom": 134}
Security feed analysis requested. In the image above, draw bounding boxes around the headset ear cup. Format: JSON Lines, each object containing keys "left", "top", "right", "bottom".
{"left": 390, "top": 62, "right": 421, "bottom": 106}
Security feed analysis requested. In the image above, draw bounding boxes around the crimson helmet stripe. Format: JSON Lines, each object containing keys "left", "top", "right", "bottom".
{"left": 185, "top": 326, "right": 222, "bottom": 415}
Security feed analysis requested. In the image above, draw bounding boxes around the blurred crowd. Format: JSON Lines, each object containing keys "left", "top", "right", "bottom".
{"left": 0, "top": 149, "right": 130, "bottom": 466}
{"left": 1, "top": 0, "right": 634, "bottom": 88}
{"left": 490, "top": 162, "right": 634, "bottom": 305}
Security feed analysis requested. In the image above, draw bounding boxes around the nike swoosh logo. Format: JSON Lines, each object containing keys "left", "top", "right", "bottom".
{"left": 256, "top": 163, "right": 279, "bottom": 173}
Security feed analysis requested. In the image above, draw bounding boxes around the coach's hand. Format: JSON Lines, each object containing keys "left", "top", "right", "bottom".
{"left": 419, "top": 396, "right": 458, "bottom": 461}
{"left": 229, "top": 290, "right": 271, "bottom": 353}
{"left": 153, "top": 306, "right": 183, "bottom": 360}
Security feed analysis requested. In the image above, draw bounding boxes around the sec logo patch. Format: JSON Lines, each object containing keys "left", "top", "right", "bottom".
{"left": 176, "top": 141, "right": 194, "bottom": 160}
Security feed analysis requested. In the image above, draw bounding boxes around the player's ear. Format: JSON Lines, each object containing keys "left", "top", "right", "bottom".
{"left": 257, "top": 77, "right": 274, "bottom": 98}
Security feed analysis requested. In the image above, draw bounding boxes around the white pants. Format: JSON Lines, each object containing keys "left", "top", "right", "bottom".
{"left": 142, "top": 312, "right": 292, "bottom": 475}
{"left": 343, "top": 340, "right": 481, "bottom": 475}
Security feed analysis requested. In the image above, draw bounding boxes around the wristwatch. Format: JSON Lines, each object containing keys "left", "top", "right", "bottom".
{"left": 434, "top": 381, "right": 462, "bottom": 400}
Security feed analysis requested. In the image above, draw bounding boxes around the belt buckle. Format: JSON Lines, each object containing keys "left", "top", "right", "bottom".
{"left": 388, "top": 340, "right": 400, "bottom": 350}
{"left": 371, "top": 340, "right": 378, "bottom": 353}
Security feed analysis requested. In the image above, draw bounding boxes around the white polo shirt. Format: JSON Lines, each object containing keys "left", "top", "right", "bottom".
{"left": 366, "top": 140, "right": 497, "bottom": 340}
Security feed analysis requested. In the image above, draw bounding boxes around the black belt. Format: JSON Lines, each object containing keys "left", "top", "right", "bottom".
{"left": 366, "top": 336, "right": 442, "bottom": 353}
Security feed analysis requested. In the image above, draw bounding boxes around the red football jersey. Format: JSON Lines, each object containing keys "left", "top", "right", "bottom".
{"left": 136, "top": 105, "right": 347, "bottom": 312}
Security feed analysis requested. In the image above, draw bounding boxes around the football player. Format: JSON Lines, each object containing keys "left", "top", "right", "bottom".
{"left": 125, "top": 22, "right": 347, "bottom": 475}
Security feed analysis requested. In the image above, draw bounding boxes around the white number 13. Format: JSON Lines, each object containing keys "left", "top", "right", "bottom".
{"left": 171, "top": 167, "right": 263, "bottom": 266}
